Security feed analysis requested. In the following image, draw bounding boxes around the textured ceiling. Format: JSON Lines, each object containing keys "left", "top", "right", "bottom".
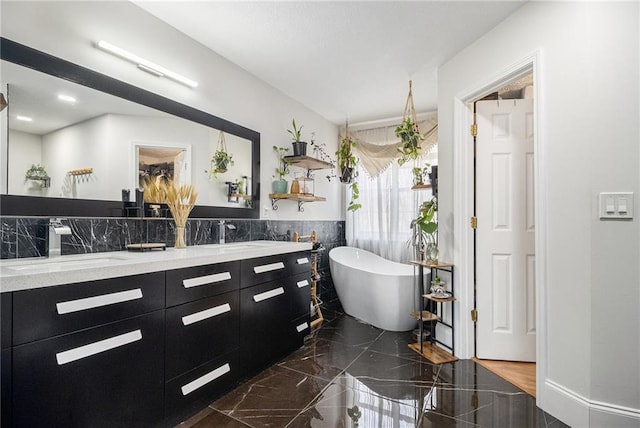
{"left": 134, "top": 1, "right": 526, "bottom": 124}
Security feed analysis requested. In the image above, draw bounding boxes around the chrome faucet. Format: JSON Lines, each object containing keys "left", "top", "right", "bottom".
{"left": 218, "top": 220, "right": 236, "bottom": 244}
{"left": 48, "top": 218, "right": 72, "bottom": 257}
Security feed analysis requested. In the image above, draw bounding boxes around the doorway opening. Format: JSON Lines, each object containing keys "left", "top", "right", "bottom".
{"left": 471, "top": 71, "right": 537, "bottom": 395}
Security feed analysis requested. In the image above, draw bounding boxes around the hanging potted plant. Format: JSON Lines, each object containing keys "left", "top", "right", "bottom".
{"left": 24, "top": 163, "right": 51, "bottom": 187}
{"left": 337, "top": 134, "right": 357, "bottom": 184}
{"left": 336, "top": 123, "right": 361, "bottom": 211}
{"left": 272, "top": 145, "right": 290, "bottom": 194}
{"left": 395, "top": 80, "right": 425, "bottom": 166}
{"left": 209, "top": 131, "right": 234, "bottom": 179}
{"left": 287, "top": 118, "right": 307, "bottom": 156}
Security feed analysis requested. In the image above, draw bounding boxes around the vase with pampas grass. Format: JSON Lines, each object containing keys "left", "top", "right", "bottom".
{"left": 142, "top": 178, "right": 198, "bottom": 248}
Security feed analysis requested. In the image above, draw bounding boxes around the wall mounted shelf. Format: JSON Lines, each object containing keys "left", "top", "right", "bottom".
{"left": 269, "top": 193, "right": 326, "bottom": 212}
{"left": 283, "top": 155, "right": 333, "bottom": 172}
{"left": 411, "top": 183, "right": 433, "bottom": 190}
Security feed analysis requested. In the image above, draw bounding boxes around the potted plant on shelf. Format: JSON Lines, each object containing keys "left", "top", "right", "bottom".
{"left": 24, "top": 164, "right": 51, "bottom": 187}
{"left": 412, "top": 163, "right": 430, "bottom": 186}
{"left": 410, "top": 196, "right": 438, "bottom": 262}
{"left": 272, "top": 145, "right": 290, "bottom": 194}
{"left": 287, "top": 118, "right": 307, "bottom": 156}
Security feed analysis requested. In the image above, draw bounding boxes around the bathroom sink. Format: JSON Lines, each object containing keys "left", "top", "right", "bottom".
{"left": 3, "top": 256, "right": 130, "bottom": 273}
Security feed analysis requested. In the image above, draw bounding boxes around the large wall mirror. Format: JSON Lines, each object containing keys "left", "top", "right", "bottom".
{"left": 0, "top": 38, "right": 260, "bottom": 218}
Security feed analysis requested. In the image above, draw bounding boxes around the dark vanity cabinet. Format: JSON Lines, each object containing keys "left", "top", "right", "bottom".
{"left": 3, "top": 249, "right": 311, "bottom": 427}
{"left": 240, "top": 252, "right": 312, "bottom": 375}
{"left": 10, "top": 273, "right": 166, "bottom": 427}
{"left": 164, "top": 261, "right": 241, "bottom": 421}
{"left": 1, "top": 293, "right": 12, "bottom": 427}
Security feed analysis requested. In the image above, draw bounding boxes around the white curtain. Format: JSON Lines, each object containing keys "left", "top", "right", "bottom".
{"left": 345, "top": 117, "right": 437, "bottom": 263}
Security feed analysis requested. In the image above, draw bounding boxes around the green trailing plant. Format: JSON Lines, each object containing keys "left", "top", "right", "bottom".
{"left": 272, "top": 145, "right": 290, "bottom": 180}
{"left": 287, "top": 118, "right": 303, "bottom": 142}
{"left": 208, "top": 149, "right": 234, "bottom": 179}
{"left": 336, "top": 135, "right": 361, "bottom": 211}
{"left": 395, "top": 117, "right": 425, "bottom": 166}
{"left": 410, "top": 197, "right": 438, "bottom": 260}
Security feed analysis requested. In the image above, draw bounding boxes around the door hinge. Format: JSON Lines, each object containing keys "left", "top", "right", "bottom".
{"left": 471, "top": 309, "right": 478, "bottom": 323}
{"left": 470, "top": 123, "right": 478, "bottom": 137}
{"left": 470, "top": 216, "right": 477, "bottom": 229}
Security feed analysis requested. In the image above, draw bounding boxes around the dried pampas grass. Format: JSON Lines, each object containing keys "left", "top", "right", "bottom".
{"left": 141, "top": 178, "right": 197, "bottom": 227}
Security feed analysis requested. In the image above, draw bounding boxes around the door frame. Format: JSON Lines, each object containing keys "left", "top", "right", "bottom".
{"left": 452, "top": 50, "right": 545, "bottom": 398}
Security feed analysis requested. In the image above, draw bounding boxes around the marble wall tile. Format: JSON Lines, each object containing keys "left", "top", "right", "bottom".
{"left": 16, "top": 218, "right": 47, "bottom": 258}
{"left": 1, "top": 218, "right": 17, "bottom": 259}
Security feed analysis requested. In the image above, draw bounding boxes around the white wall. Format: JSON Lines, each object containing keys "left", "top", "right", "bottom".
{"left": 7, "top": 130, "right": 43, "bottom": 196}
{"left": 438, "top": 2, "right": 639, "bottom": 427}
{"left": 1, "top": 1, "right": 343, "bottom": 220}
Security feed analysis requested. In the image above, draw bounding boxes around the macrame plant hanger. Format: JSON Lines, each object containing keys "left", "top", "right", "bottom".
{"left": 215, "top": 131, "right": 229, "bottom": 173}
{"left": 397, "top": 79, "right": 424, "bottom": 166}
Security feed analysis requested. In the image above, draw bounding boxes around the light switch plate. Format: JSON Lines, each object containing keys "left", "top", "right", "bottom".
{"left": 599, "top": 192, "right": 634, "bottom": 219}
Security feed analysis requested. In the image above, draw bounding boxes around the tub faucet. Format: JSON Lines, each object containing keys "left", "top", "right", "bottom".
{"left": 48, "top": 218, "right": 72, "bottom": 258}
{"left": 218, "top": 221, "right": 236, "bottom": 244}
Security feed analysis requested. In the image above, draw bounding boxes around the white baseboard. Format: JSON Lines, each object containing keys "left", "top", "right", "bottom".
{"left": 543, "top": 379, "right": 640, "bottom": 427}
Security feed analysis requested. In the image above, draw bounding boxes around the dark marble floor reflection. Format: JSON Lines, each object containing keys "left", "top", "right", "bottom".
{"left": 178, "top": 301, "right": 569, "bottom": 428}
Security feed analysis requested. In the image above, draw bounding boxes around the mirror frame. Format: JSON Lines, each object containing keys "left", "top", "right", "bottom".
{"left": 0, "top": 37, "right": 261, "bottom": 219}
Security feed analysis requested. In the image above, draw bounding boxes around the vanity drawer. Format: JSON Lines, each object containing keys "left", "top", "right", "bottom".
{"left": 166, "top": 261, "right": 240, "bottom": 307}
{"left": 288, "top": 272, "right": 312, "bottom": 320}
{"left": 1, "top": 293, "right": 11, "bottom": 349}
{"left": 12, "top": 310, "right": 164, "bottom": 427}
{"left": 292, "top": 313, "right": 311, "bottom": 344}
{"left": 241, "top": 254, "right": 289, "bottom": 287}
{"left": 287, "top": 252, "right": 312, "bottom": 276}
{"left": 13, "top": 272, "right": 165, "bottom": 345}
{"left": 165, "top": 291, "right": 239, "bottom": 380}
{"left": 165, "top": 349, "right": 239, "bottom": 423}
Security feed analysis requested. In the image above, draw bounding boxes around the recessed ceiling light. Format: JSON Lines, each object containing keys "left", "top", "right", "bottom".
{"left": 58, "top": 94, "right": 77, "bottom": 103}
{"left": 16, "top": 115, "right": 33, "bottom": 122}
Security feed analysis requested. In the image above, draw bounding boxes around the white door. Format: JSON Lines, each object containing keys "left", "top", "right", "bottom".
{"left": 476, "top": 99, "right": 536, "bottom": 361}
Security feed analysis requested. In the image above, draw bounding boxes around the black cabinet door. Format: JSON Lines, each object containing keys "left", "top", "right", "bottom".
{"left": 12, "top": 310, "right": 165, "bottom": 428}
{"left": 240, "top": 280, "right": 296, "bottom": 374}
{"left": 287, "top": 252, "right": 312, "bottom": 276}
{"left": 1, "top": 293, "right": 11, "bottom": 427}
{"left": 1, "top": 348, "right": 10, "bottom": 428}
{"left": 166, "top": 261, "right": 240, "bottom": 307}
{"left": 13, "top": 272, "right": 165, "bottom": 345}
{"left": 165, "top": 291, "right": 239, "bottom": 380}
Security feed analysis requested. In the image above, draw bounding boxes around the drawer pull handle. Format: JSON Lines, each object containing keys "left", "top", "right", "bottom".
{"left": 182, "top": 272, "right": 231, "bottom": 288}
{"left": 182, "top": 303, "right": 232, "bottom": 326}
{"left": 56, "top": 289, "right": 143, "bottom": 315}
{"left": 297, "top": 280, "right": 310, "bottom": 288}
{"left": 253, "top": 262, "right": 285, "bottom": 274}
{"left": 296, "top": 322, "right": 309, "bottom": 332}
{"left": 296, "top": 257, "right": 310, "bottom": 265}
{"left": 56, "top": 329, "right": 142, "bottom": 365}
{"left": 181, "top": 363, "right": 231, "bottom": 396}
{"left": 253, "top": 287, "right": 285, "bottom": 302}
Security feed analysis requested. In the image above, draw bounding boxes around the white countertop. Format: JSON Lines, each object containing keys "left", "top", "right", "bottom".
{"left": 0, "top": 241, "right": 312, "bottom": 292}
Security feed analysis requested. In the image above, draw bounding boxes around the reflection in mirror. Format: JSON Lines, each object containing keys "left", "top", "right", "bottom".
{"left": 3, "top": 61, "right": 253, "bottom": 207}
{"left": 0, "top": 37, "right": 260, "bottom": 218}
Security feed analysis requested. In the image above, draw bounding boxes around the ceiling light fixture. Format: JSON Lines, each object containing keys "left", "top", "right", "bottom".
{"left": 58, "top": 94, "right": 77, "bottom": 103}
{"left": 16, "top": 115, "right": 33, "bottom": 122}
{"left": 96, "top": 40, "right": 198, "bottom": 89}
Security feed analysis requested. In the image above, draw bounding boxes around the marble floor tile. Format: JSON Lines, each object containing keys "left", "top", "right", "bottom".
{"left": 177, "top": 312, "right": 569, "bottom": 428}
{"left": 210, "top": 365, "right": 329, "bottom": 428}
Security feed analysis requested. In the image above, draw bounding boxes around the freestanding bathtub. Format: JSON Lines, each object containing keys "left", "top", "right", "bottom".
{"left": 329, "top": 246, "right": 429, "bottom": 332}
